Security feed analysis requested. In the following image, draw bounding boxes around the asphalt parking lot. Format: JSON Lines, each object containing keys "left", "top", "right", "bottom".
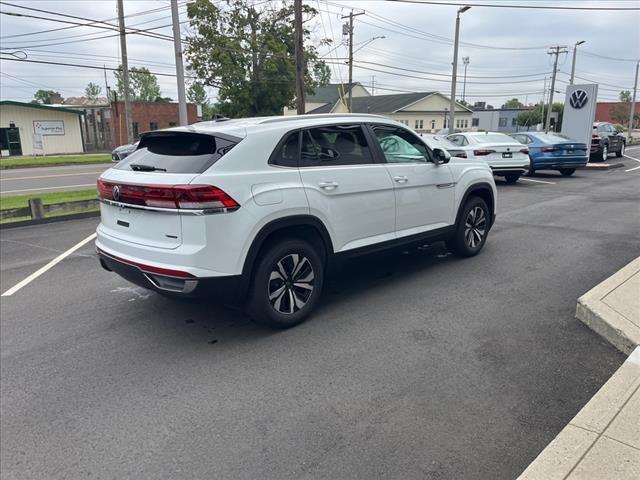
{"left": 1, "top": 157, "right": 639, "bottom": 479}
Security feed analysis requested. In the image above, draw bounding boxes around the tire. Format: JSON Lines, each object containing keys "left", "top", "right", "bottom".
{"left": 246, "top": 238, "right": 324, "bottom": 329}
{"left": 616, "top": 142, "right": 625, "bottom": 158}
{"left": 505, "top": 174, "right": 520, "bottom": 184}
{"left": 559, "top": 168, "right": 575, "bottom": 176}
{"left": 527, "top": 167, "right": 535, "bottom": 176}
{"left": 599, "top": 143, "right": 608, "bottom": 161}
{"left": 446, "top": 197, "right": 490, "bottom": 257}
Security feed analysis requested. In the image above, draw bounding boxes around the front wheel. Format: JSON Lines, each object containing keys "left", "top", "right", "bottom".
{"left": 599, "top": 143, "right": 608, "bottom": 161}
{"left": 505, "top": 174, "right": 520, "bottom": 184}
{"left": 559, "top": 168, "right": 575, "bottom": 176}
{"left": 446, "top": 197, "right": 490, "bottom": 257}
{"left": 616, "top": 142, "right": 625, "bottom": 158}
{"left": 246, "top": 239, "right": 324, "bottom": 329}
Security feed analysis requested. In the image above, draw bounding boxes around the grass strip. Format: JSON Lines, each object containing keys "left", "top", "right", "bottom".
{"left": 1, "top": 154, "right": 111, "bottom": 169}
{"left": 0, "top": 189, "right": 97, "bottom": 211}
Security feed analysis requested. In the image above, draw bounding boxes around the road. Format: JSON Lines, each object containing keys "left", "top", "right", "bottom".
{"left": 1, "top": 162, "right": 639, "bottom": 479}
{"left": 0, "top": 163, "right": 110, "bottom": 196}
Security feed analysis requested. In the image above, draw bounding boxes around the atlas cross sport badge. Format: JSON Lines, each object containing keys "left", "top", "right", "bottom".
{"left": 569, "top": 89, "right": 588, "bottom": 109}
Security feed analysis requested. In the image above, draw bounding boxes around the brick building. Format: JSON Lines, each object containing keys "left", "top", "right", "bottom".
{"left": 111, "top": 102, "right": 202, "bottom": 147}
{"left": 595, "top": 102, "right": 638, "bottom": 127}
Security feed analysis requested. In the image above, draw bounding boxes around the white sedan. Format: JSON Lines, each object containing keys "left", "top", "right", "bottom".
{"left": 446, "top": 132, "right": 531, "bottom": 183}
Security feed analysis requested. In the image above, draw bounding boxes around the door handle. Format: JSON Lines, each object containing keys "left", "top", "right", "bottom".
{"left": 393, "top": 175, "right": 409, "bottom": 184}
{"left": 318, "top": 181, "right": 338, "bottom": 190}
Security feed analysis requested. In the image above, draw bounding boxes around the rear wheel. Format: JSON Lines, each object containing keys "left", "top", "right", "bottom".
{"left": 616, "top": 142, "right": 625, "bottom": 158}
{"left": 446, "top": 197, "right": 490, "bottom": 257}
{"left": 505, "top": 174, "right": 520, "bottom": 184}
{"left": 599, "top": 143, "right": 608, "bottom": 161}
{"left": 559, "top": 168, "right": 575, "bottom": 176}
{"left": 247, "top": 239, "right": 324, "bottom": 329}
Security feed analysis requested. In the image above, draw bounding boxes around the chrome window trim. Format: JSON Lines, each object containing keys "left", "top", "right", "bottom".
{"left": 99, "top": 198, "right": 238, "bottom": 215}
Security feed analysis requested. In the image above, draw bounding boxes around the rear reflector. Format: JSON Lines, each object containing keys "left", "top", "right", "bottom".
{"left": 473, "top": 149, "right": 496, "bottom": 156}
{"left": 97, "top": 179, "right": 239, "bottom": 211}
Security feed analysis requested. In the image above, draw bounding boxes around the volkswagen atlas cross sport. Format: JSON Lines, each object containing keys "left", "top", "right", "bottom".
{"left": 96, "top": 114, "right": 497, "bottom": 328}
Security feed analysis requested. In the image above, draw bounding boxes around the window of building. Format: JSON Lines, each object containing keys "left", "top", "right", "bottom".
{"left": 150, "top": 122, "right": 159, "bottom": 131}
{"left": 512, "top": 118, "right": 517, "bottom": 126}
{"left": 463, "top": 119, "right": 468, "bottom": 129}
{"left": 169, "top": 122, "right": 177, "bottom": 127}
{"left": 472, "top": 118, "right": 479, "bottom": 127}
{"left": 299, "top": 125, "right": 374, "bottom": 167}
{"left": 132, "top": 122, "right": 139, "bottom": 140}
{"left": 431, "top": 120, "right": 436, "bottom": 130}
{"left": 499, "top": 117, "right": 507, "bottom": 127}
{"left": 414, "top": 119, "right": 423, "bottom": 130}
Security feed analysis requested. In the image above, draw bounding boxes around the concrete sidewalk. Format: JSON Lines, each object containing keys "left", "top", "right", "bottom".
{"left": 519, "top": 258, "right": 640, "bottom": 480}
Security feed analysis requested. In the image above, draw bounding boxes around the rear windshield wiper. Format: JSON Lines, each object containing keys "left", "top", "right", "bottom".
{"left": 129, "top": 163, "right": 167, "bottom": 172}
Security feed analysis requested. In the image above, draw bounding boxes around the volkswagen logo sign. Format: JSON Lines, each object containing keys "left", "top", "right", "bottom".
{"left": 570, "top": 89, "right": 588, "bottom": 109}
{"left": 112, "top": 184, "right": 121, "bottom": 202}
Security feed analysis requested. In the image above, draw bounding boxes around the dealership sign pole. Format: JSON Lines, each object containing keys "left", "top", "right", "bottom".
{"left": 561, "top": 84, "right": 599, "bottom": 152}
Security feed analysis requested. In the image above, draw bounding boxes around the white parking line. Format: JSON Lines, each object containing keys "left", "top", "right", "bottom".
{"left": 520, "top": 178, "right": 556, "bottom": 185}
{"left": 1, "top": 184, "right": 96, "bottom": 194}
{"left": 1, "top": 233, "right": 97, "bottom": 297}
{"left": 623, "top": 154, "right": 640, "bottom": 172}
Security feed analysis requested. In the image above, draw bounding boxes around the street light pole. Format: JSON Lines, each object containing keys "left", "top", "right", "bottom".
{"left": 628, "top": 60, "right": 639, "bottom": 143}
{"left": 462, "top": 56, "right": 470, "bottom": 103}
{"left": 449, "top": 6, "right": 470, "bottom": 134}
{"left": 570, "top": 40, "right": 585, "bottom": 85}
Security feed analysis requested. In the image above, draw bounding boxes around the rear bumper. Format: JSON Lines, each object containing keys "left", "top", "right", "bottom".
{"left": 490, "top": 165, "right": 529, "bottom": 175}
{"left": 532, "top": 155, "right": 588, "bottom": 169}
{"left": 97, "top": 247, "right": 242, "bottom": 301}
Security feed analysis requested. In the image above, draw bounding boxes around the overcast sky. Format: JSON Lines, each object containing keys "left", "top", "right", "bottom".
{"left": 1, "top": 0, "right": 638, "bottom": 107}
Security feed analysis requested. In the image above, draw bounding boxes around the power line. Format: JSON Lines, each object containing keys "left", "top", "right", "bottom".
{"left": 383, "top": 0, "right": 640, "bottom": 11}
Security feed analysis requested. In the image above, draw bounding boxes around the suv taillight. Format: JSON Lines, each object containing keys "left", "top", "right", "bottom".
{"left": 473, "top": 149, "right": 496, "bottom": 156}
{"left": 97, "top": 179, "right": 239, "bottom": 211}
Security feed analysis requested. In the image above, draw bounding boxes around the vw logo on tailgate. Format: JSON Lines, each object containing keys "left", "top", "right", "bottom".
{"left": 569, "top": 89, "right": 588, "bottom": 109}
{"left": 112, "top": 184, "right": 121, "bottom": 202}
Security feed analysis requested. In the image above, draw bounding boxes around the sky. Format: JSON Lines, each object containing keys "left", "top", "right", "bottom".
{"left": 1, "top": 0, "right": 639, "bottom": 108}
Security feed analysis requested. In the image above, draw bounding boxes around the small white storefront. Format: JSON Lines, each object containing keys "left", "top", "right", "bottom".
{"left": 0, "top": 101, "right": 84, "bottom": 156}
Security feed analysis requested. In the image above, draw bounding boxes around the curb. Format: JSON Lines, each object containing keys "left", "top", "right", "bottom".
{"left": 583, "top": 162, "right": 625, "bottom": 170}
{"left": 517, "top": 347, "right": 640, "bottom": 480}
{"left": 0, "top": 210, "right": 100, "bottom": 230}
{"left": 575, "top": 257, "right": 640, "bottom": 355}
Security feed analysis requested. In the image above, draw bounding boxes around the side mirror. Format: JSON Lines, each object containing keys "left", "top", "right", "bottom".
{"left": 433, "top": 147, "right": 451, "bottom": 165}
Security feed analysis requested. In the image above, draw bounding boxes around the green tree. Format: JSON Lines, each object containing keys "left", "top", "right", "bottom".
{"left": 32, "top": 89, "right": 63, "bottom": 104}
{"left": 620, "top": 90, "right": 632, "bottom": 102}
{"left": 85, "top": 82, "right": 102, "bottom": 101}
{"left": 185, "top": 0, "right": 330, "bottom": 117}
{"left": 516, "top": 103, "right": 564, "bottom": 130}
{"left": 502, "top": 98, "right": 524, "bottom": 109}
{"left": 187, "top": 81, "right": 208, "bottom": 105}
{"left": 114, "top": 66, "right": 162, "bottom": 102}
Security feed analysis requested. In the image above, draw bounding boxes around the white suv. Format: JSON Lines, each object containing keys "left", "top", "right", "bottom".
{"left": 96, "top": 114, "right": 497, "bottom": 328}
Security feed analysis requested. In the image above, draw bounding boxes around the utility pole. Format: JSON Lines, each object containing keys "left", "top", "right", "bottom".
{"left": 570, "top": 40, "right": 585, "bottom": 85}
{"left": 116, "top": 0, "right": 133, "bottom": 144}
{"left": 294, "top": 0, "right": 305, "bottom": 115}
{"left": 371, "top": 75, "right": 375, "bottom": 95}
{"left": 462, "top": 56, "right": 470, "bottom": 102}
{"left": 545, "top": 45, "right": 567, "bottom": 132}
{"left": 342, "top": 10, "right": 364, "bottom": 113}
{"left": 629, "top": 60, "right": 639, "bottom": 143}
{"left": 171, "top": 0, "right": 188, "bottom": 126}
{"left": 449, "top": 6, "right": 471, "bottom": 134}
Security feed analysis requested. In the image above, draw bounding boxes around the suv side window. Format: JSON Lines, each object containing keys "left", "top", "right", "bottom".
{"left": 270, "top": 131, "right": 300, "bottom": 167}
{"left": 300, "top": 125, "right": 374, "bottom": 167}
{"left": 372, "top": 126, "right": 432, "bottom": 163}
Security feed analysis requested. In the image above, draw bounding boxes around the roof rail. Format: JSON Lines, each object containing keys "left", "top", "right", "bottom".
{"left": 259, "top": 113, "right": 388, "bottom": 124}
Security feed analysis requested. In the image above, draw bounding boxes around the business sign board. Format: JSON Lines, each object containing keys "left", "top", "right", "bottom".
{"left": 33, "top": 120, "right": 65, "bottom": 136}
{"left": 561, "top": 84, "right": 598, "bottom": 147}
{"left": 32, "top": 133, "right": 43, "bottom": 151}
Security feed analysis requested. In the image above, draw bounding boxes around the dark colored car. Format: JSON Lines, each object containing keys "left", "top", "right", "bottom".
{"left": 419, "top": 134, "right": 467, "bottom": 159}
{"left": 591, "top": 122, "right": 625, "bottom": 161}
{"left": 510, "top": 132, "right": 588, "bottom": 176}
{"left": 111, "top": 141, "right": 139, "bottom": 162}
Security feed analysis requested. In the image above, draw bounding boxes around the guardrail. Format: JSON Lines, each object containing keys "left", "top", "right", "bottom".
{"left": 0, "top": 198, "right": 99, "bottom": 221}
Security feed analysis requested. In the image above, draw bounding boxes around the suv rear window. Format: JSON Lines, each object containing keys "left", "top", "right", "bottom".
{"left": 114, "top": 132, "right": 239, "bottom": 173}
